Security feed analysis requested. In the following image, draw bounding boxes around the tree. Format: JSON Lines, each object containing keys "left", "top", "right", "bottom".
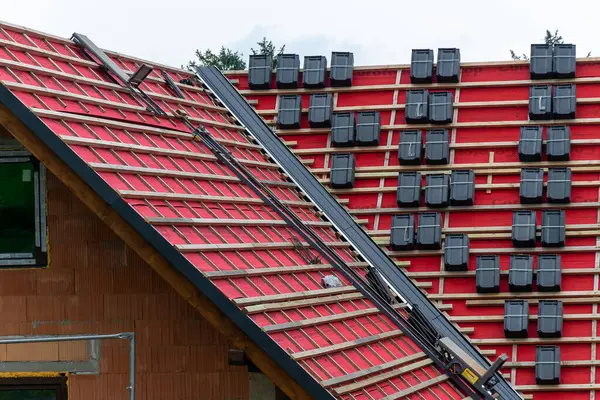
{"left": 251, "top": 37, "right": 286, "bottom": 68}
{"left": 187, "top": 47, "right": 246, "bottom": 72}
{"left": 186, "top": 37, "right": 286, "bottom": 72}
{"left": 510, "top": 29, "right": 590, "bottom": 59}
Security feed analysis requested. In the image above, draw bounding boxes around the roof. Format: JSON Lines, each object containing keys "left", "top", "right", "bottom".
{"left": 0, "top": 21, "right": 466, "bottom": 399}
{"left": 226, "top": 54, "right": 600, "bottom": 398}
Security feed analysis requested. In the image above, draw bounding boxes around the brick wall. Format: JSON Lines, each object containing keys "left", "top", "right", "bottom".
{"left": 0, "top": 172, "right": 249, "bottom": 400}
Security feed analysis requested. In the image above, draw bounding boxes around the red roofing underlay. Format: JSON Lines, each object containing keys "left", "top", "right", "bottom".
{"left": 0, "top": 22, "right": 465, "bottom": 399}
{"left": 227, "top": 56, "right": 600, "bottom": 399}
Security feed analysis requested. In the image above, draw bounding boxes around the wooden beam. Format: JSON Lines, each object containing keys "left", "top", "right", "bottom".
{"left": 234, "top": 286, "right": 357, "bottom": 307}
{"left": 204, "top": 259, "right": 411, "bottom": 280}
{"left": 429, "top": 290, "right": 600, "bottom": 301}
{"left": 321, "top": 352, "right": 425, "bottom": 388}
{"left": 316, "top": 161, "right": 600, "bottom": 179}
{"left": 234, "top": 69, "right": 600, "bottom": 96}
{"left": 470, "top": 337, "right": 600, "bottom": 346}
{"left": 148, "top": 217, "right": 332, "bottom": 228}
{"left": 0, "top": 103, "right": 315, "bottom": 399}
{"left": 467, "top": 296, "right": 600, "bottom": 307}
{"left": 276, "top": 116, "right": 600, "bottom": 136}
{"left": 451, "top": 313, "right": 600, "bottom": 324}
{"left": 516, "top": 384, "right": 600, "bottom": 392}
{"left": 35, "top": 109, "right": 264, "bottom": 151}
{"left": 262, "top": 309, "right": 380, "bottom": 333}
{"left": 388, "top": 245, "right": 600, "bottom": 258}
{"left": 118, "top": 190, "right": 317, "bottom": 209}
{"left": 89, "top": 162, "right": 296, "bottom": 187}
{"left": 60, "top": 135, "right": 279, "bottom": 170}
{"left": 383, "top": 375, "right": 448, "bottom": 399}
{"left": 243, "top": 292, "right": 364, "bottom": 314}
{"left": 241, "top": 292, "right": 452, "bottom": 314}
{"left": 292, "top": 330, "right": 403, "bottom": 360}
{"left": 3, "top": 79, "right": 242, "bottom": 131}
{"left": 350, "top": 201, "right": 600, "bottom": 215}
{"left": 374, "top": 229, "right": 600, "bottom": 245}
{"left": 259, "top": 97, "right": 600, "bottom": 117}
{"left": 294, "top": 137, "right": 600, "bottom": 158}
{"left": 506, "top": 360, "right": 600, "bottom": 368}
{"left": 334, "top": 358, "right": 433, "bottom": 395}
{"left": 176, "top": 240, "right": 350, "bottom": 252}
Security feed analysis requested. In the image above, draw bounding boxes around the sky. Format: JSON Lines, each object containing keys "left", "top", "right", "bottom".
{"left": 2, "top": 0, "right": 598, "bottom": 69}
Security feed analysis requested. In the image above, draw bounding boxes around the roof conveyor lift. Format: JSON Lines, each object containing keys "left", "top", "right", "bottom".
{"left": 71, "top": 33, "right": 167, "bottom": 116}
{"left": 195, "top": 67, "right": 521, "bottom": 400}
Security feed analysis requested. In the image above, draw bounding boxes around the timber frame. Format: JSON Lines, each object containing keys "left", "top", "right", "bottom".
{"left": 0, "top": 85, "right": 318, "bottom": 399}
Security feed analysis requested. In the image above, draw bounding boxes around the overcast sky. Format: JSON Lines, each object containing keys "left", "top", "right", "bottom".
{"left": 3, "top": 0, "right": 598, "bottom": 69}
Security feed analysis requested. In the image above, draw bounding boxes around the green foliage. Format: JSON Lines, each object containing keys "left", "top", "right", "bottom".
{"left": 187, "top": 47, "right": 246, "bottom": 72}
{"left": 510, "top": 29, "right": 590, "bottom": 60}
{"left": 251, "top": 37, "right": 286, "bottom": 68}
{"left": 544, "top": 29, "right": 563, "bottom": 46}
{"left": 510, "top": 50, "right": 528, "bottom": 61}
{"left": 186, "top": 37, "right": 287, "bottom": 72}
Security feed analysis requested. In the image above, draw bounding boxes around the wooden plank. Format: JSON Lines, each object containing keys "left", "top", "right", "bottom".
{"left": 176, "top": 241, "right": 350, "bottom": 252}
{"left": 60, "top": 135, "right": 279, "bottom": 169}
{"left": 334, "top": 358, "right": 433, "bottom": 395}
{"left": 371, "top": 224, "right": 600, "bottom": 236}
{"left": 374, "top": 229, "right": 600, "bottom": 244}
{"left": 388, "top": 245, "right": 600, "bottom": 258}
{"left": 89, "top": 162, "right": 296, "bottom": 187}
{"left": 258, "top": 97, "right": 600, "bottom": 117}
{"left": 294, "top": 137, "right": 600, "bottom": 157}
{"left": 292, "top": 330, "right": 403, "bottom": 360}
{"left": 35, "top": 109, "right": 264, "bottom": 150}
{"left": 3, "top": 80, "right": 243, "bottom": 132}
{"left": 330, "top": 180, "right": 600, "bottom": 195}
{"left": 234, "top": 286, "right": 357, "bottom": 307}
{"left": 242, "top": 293, "right": 451, "bottom": 314}
{"left": 516, "top": 384, "right": 600, "bottom": 392}
{"left": 315, "top": 160, "right": 600, "bottom": 177}
{"left": 451, "top": 313, "right": 600, "bottom": 323}
{"left": 383, "top": 375, "right": 448, "bottom": 399}
{"left": 118, "top": 190, "right": 317, "bottom": 208}
{"left": 406, "top": 268, "right": 599, "bottom": 280}
{"left": 506, "top": 360, "right": 600, "bottom": 368}
{"left": 205, "top": 264, "right": 351, "bottom": 279}
{"left": 467, "top": 297, "right": 600, "bottom": 307}
{"left": 471, "top": 337, "right": 600, "bottom": 346}
{"left": 235, "top": 68, "right": 600, "bottom": 96}
{"left": 0, "top": 103, "right": 315, "bottom": 399}
{"left": 261, "top": 309, "right": 380, "bottom": 333}
{"left": 244, "top": 292, "right": 364, "bottom": 314}
{"left": 321, "top": 352, "right": 425, "bottom": 388}
{"left": 277, "top": 116, "right": 600, "bottom": 136}
{"left": 430, "top": 290, "right": 600, "bottom": 301}
{"left": 350, "top": 201, "right": 600, "bottom": 216}
{"left": 148, "top": 217, "right": 332, "bottom": 228}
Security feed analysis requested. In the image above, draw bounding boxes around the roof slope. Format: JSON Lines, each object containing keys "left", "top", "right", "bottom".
{"left": 0, "top": 22, "right": 464, "bottom": 399}
{"left": 227, "top": 57, "right": 600, "bottom": 399}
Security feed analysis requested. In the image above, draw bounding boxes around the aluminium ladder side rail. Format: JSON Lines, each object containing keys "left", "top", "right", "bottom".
{"left": 196, "top": 66, "right": 522, "bottom": 400}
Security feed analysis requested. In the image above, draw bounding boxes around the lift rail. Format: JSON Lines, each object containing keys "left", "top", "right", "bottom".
{"left": 196, "top": 66, "right": 523, "bottom": 400}
{"left": 175, "top": 110, "right": 494, "bottom": 398}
